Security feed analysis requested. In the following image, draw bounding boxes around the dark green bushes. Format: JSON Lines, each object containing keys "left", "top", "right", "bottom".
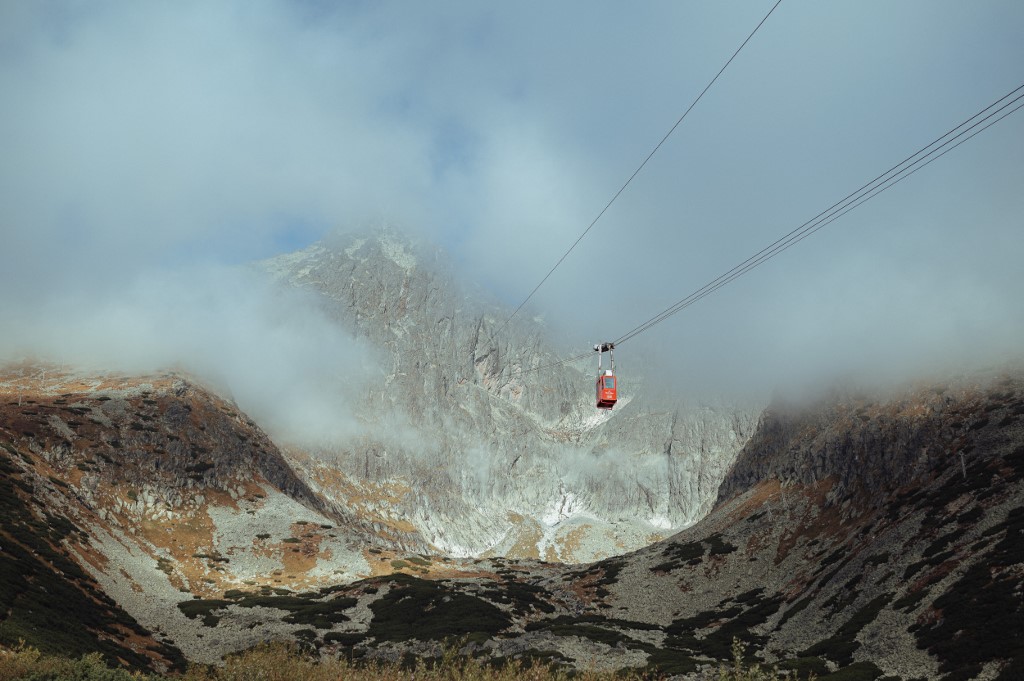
{"left": 366, "top": 574, "right": 511, "bottom": 642}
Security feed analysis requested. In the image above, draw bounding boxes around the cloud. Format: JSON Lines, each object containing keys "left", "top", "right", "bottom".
{"left": 2, "top": 264, "right": 383, "bottom": 445}
{"left": 0, "top": 2, "right": 433, "bottom": 280}
{"left": 1, "top": 0, "right": 1023, "bottom": 406}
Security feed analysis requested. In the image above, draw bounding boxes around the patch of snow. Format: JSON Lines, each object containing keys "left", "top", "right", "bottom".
{"left": 572, "top": 395, "right": 635, "bottom": 433}
{"left": 258, "top": 244, "right": 325, "bottom": 282}
{"left": 380, "top": 234, "right": 416, "bottom": 270}
{"left": 344, "top": 237, "right": 367, "bottom": 258}
{"left": 427, "top": 536, "right": 484, "bottom": 559}
{"left": 578, "top": 408, "right": 613, "bottom": 431}
{"left": 414, "top": 506, "right": 509, "bottom": 558}
{"left": 648, "top": 515, "right": 673, "bottom": 530}
{"left": 537, "top": 512, "right": 600, "bottom": 560}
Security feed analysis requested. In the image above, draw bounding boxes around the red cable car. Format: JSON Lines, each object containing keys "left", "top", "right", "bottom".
{"left": 594, "top": 342, "right": 617, "bottom": 409}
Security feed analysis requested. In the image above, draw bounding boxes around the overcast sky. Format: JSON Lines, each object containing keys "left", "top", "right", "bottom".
{"left": 2, "top": 1, "right": 1023, "bottom": 410}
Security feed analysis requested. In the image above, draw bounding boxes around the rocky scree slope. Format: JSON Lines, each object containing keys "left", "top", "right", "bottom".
{"left": 260, "top": 229, "right": 759, "bottom": 561}
{"left": 0, "top": 366, "right": 426, "bottom": 664}
{"left": 3, "top": 363, "right": 1021, "bottom": 678}
{"left": 206, "top": 369, "right": 1021, "bottom": 680}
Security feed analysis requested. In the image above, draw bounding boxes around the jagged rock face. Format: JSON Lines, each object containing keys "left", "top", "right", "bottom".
{"left": 715, "top": 377, "right": 1019, "bottom": 506}
{"left": 3, "top": 373, "right": 326, "bottom": 521}
{"left": 260, "top": 230, "right": 759, "bottom": 560}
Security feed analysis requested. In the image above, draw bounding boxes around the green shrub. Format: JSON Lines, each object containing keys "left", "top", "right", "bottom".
{"left": 46, "top": 475, "right": 69, "bottom": 489}
{"left": 714, "top": 639, "right": 805, "bottom": 680}
{"left": 0, "top": 638, "right": 850, "bottom": 681}
{"left": 816, "top": 661, "right": 884, "bottom": 680}
{"left": 177, "top": 599, "right": 230, "bottom": 627}
{"left": 0, "top": 644, "right": 157, "bottom": 681}
{"left": 366, "top": 574, "right": 511, "bottom": 642}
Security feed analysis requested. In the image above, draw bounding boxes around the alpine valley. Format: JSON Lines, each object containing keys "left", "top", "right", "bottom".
{"left": 1, "top": 230, "right": 1021, "bottom": 679}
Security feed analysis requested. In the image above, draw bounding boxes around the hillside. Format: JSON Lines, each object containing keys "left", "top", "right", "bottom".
{"left": 0, "top": 366, "right": 441, "bottom": 664}
{"left": 5, "top": 361, "right": 1019, "bottom": 678}
{"left": 263, "top": 368, "right": 1019, "bottom": 679}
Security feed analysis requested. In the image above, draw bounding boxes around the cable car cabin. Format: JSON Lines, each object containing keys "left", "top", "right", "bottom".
{"left": 594, "top": 341, "right": 618, "bottom": 409}
{"left": 596, "top": 370, "right": 617, "bottom": 409}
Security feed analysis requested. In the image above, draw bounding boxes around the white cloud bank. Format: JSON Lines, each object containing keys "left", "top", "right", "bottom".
{"left": 3, "top": 264, "right": 382, "bottom": 445}
{"left": 1, "top": 0, "right": 1023, "bottom": 409}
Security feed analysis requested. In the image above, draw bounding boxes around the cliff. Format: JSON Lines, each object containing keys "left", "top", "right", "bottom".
{"left": 259, "top": 228, "right": 759, "bottom": 561}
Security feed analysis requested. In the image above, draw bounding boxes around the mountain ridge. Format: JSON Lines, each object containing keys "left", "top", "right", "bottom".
{"left": 5, "top": 229, "right": 1020, "bottom": 678}
{"left": 257, "top": 228, "right": 760, "bottom": 560}
{"left": 4, "top": 361, "right": 1020, "bottom": 677}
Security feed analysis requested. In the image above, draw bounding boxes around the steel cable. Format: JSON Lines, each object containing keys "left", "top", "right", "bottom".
{"left": 508, "top": 82, "right": 1024, "bottom": 376}
{"left": 487, "top": 0, "right": 785, "bottom": 343}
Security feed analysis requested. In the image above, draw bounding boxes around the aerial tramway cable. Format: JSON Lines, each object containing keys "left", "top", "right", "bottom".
{"left": 487, "top": 0, "right": 784, "bottom": 342}
{"left": 611, "top": 83, "right": 1024, "bottom": 347}
{"left": 510, "top": 82, "right": 1024, "bottom": 377}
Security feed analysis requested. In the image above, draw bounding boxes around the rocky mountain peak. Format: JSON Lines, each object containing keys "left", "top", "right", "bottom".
{"left": 257, "top": 227, "right": 762, "bottom": 561}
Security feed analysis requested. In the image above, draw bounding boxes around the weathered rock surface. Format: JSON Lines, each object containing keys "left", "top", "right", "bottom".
{"left": 259, "top": 228, "right": 759, "bottom": 561}
{"left": 0, "top": 368, "right": 379, "bottom": 664}
{"left": 3, "top": 362, "right": 1022, "bottom": 678}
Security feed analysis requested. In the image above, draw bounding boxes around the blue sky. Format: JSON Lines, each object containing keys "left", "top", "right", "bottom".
{"left": 1, "top": 0, "right": 1023, "bottom": 397}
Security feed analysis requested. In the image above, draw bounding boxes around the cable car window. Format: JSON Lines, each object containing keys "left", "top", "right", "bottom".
{"left": 604, "top": 377, "right": 615, "bottom": 389}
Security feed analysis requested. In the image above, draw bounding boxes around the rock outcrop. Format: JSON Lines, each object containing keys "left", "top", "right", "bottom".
{"left": 259, "top": 228, "right": 759, "bottom": 560}
{"left": 716, "top": 376, "right": 1018, "bottom": 505}
{"left": 0, "top": 368, "right": 380, "bottom": 664}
